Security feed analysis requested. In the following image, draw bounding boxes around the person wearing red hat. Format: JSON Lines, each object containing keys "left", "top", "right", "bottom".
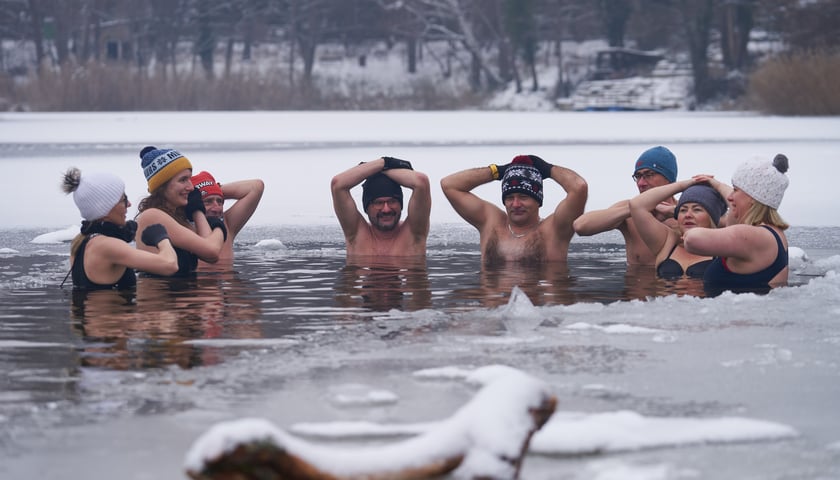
{"left": 135, "top": 146, "right": 227, "bottom": 276}
{"left": 441, "top": 154, "right": 587, "bottom": 264}
{"left": 190, "top": 171, "right": 264, "bottom": 265}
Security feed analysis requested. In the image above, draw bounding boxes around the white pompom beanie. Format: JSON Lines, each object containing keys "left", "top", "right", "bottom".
{"left": 731, "top": 159, "right": 789, "bottom": 210}
{"left": 74, "top": 172, "right": 125, "bottom": 221}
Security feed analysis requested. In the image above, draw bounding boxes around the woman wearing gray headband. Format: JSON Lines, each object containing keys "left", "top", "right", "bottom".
{"left": 630, "top": 177, "right": 727, "bottom": 280}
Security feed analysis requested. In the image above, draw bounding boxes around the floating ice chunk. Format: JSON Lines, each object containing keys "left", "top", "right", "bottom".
{"left": 326, "top": 383, "right": 399, "bottom": 407}
{"left": 254, "top": 238, "right": 286, "bottom": 250}
{"left": 530, "top": 410, "right": 797, "bottom": 455}
{"left": 0, "top": 248, "right": 19, "bottom": 255}
{"left": 31, "top": 225, "right": 77, "bottom": 244}
{"left": 500, "top": 286, "right": 544, "bottom": 333}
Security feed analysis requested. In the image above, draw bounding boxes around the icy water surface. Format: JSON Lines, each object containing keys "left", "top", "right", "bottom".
{"left": 1, "top": 224, "right": 839, "bottom": 479}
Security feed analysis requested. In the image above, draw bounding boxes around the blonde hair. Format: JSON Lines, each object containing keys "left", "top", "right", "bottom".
{"left": 740, "top": 202, "right": 789, "bottom": 230}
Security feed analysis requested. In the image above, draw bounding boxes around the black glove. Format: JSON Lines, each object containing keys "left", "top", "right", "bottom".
{"left": 382, "top": 156, "right": 413, "bottom": 170}
{"left": 528, "top": 155, "right": 555, "bottom": 179}
{"left": 185, "top": 187, "right": 206, "bottom": 220}
{"left": 141, "top": 223, "right": 169, "bottom": 247}
{"left": 207, "top": 216, "right": 228, "bottom": 242}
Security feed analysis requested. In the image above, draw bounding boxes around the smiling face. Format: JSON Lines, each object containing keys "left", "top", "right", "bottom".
{"left": 366, "top": 197, "right": 402, "bottom": 231}
{"left": 203, "top": 195, "right": 224, "bottom": 218}
{"left": 727, "top": 187, "right": 755, "bottom": 224}
{"left": 162, "top": 168, "right": 195, "bottom": 209}
{"left": 504, "top": 193, "right": 540, "bottom": 226}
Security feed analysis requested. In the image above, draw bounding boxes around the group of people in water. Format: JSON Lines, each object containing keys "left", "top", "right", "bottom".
{"left": 63, "top": 144, "right": 790, "bottom": 297}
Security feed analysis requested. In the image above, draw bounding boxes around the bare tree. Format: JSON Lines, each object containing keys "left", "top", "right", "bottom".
{"left": 597, "top": 0, "right": 632, "bottom": 47}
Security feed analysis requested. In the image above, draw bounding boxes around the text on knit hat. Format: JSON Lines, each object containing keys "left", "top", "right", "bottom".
{"left": 140, "top": 146, "right": 193, "bottom": 193}
{"left": 191, "top": 171, "right": 224, "bottom": 199}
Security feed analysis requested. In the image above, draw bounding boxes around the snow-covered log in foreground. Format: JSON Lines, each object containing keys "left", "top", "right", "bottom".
{"left": 184, "top": 366, "right": 556, "bottom": 479}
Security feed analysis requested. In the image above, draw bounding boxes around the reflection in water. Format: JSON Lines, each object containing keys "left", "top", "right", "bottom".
{"left": 335, "top": 257, "right": 432, "bottom": 312}
{"left": 71, "top": 273, "right": 262, "bottom": 370}
{"left": 455, "top": 261, "right": 576, "bottom": 308}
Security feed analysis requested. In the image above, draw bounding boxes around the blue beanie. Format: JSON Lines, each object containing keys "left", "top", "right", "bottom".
{"left": 634, "top": 146, "right": 677, "bottom": 183}
{"left": 674, "top": 184, "right": 728, "bottom": 226}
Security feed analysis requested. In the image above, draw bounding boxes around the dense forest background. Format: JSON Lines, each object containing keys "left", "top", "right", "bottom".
{"left": 0, "top": 0, "right": 838, "bottom": 114}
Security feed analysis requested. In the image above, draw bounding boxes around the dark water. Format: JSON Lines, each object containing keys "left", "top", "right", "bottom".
{"left": 1, "top": 224, "right": 839, "bottom": 479}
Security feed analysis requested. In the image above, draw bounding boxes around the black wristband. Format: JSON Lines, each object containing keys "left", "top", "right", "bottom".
{"left": 382, "top": 156, "right": 413, "bottom": 170}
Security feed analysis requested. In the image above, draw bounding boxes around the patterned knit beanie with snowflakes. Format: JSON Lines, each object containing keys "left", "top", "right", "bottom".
{"left": 731, "top": 154, "right": 789, "bottom": 210}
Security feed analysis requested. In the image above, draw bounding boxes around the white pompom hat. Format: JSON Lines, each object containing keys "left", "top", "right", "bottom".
{"left": 74, "top": 171, "right": 125, "bottom": 221}
{"left": 731, "top": 155, "right": 789, "bottom": 210}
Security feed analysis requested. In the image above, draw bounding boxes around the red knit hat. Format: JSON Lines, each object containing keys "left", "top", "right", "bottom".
{"left": 191, "top": 171, "right": 224, "bottom": 199}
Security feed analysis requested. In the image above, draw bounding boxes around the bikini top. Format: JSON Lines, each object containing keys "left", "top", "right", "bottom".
{"left": 656, "top": 244, "right": 712, "bottom": 279}
{"left": 71, "top": 234, "right": 137, "bottom": 290}
{"left": 703, "top": 225, "right": 788, "bottom": 295}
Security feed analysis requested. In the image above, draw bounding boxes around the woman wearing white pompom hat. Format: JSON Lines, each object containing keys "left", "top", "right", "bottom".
{"left": 683, "top": 154, "right": 790, "bottom": 295}
{"left": 62, "top": 167, "right": 179, "bottom": 289}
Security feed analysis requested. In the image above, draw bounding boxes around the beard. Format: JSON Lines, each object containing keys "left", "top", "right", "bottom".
{"left": 371, "top": 212, "right": 399, "bottom": 231}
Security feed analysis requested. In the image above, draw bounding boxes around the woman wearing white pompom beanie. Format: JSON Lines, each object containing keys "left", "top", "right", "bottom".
{"left": 683, "top": 154, "right": 790, "bottom": 296}
{"left": 62, "top": 167, "right": 179, "bottom": 289}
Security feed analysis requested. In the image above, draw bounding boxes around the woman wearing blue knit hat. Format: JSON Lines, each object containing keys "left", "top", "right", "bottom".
{"left": 684, "top": 154, "right": 791, "bottom": 295}
{"left": 134, "top": 146, "right": 227, "bottom": 276}
{"left": 629, "top": 177, "right": 727, "bottom": 280}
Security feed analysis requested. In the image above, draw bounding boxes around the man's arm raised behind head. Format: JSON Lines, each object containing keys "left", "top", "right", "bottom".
{"left": 220, "top": 179, "right": 264, "bottom": 237}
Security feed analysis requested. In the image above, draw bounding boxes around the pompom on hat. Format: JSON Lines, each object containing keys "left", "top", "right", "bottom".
{"left": 62, "top": 167, "right": 125, "bottom": 221}
{"left": 674, "top": 184, "right": 728, "bottom": 226}
{"left": 140, "top": 146, "right": 193, "bottom": 193}
{"left": 191, "top": 171, "right": 224, "bottom": 199}
{"left": 502, "top": 156, "right": 544, "bottom": 206}
{"left": 634, "top": 146, "right": 678, "bottom": 183}
{"left": 731, "top": 154, "right": 789, "bottom": 210}
{"left": 362, "top": 173, "right": 403, "bottom": 211}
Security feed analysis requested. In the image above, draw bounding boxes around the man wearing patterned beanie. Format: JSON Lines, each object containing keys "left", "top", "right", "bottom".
{"left": 331, "top": 156, "right": 431, "bottom": 258}
{"left": 574, "top": 145, "right": 679, "bottom": 266}
{"left": 441, "top": 154, "right": 587, "bottom": 264}
{"left": 190, "top": 171, "right": 264, "bottom": 265}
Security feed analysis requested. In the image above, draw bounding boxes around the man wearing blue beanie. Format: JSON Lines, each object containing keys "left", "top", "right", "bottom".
{"left": 573, "top": 146, "right": 679, "bottom": 266}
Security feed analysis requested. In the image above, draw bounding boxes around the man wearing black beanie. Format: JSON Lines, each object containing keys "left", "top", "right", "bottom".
{"left": 331, "top": 157, "right": 431, "bottom": 259}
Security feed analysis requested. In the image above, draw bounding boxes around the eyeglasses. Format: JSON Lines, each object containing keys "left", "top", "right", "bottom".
{"left": 632, "top": 170, "right": 659, "bottom": 182}
{"left": 370, "top": 198, "right": 400, "bottom": 209}
{"left": 121, "top": 194, "right": 129, "bottom": 207}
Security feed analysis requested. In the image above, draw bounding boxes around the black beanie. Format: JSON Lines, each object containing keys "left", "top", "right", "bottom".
{"left": 362, "top": 173, "right": 403, "bottom": 210}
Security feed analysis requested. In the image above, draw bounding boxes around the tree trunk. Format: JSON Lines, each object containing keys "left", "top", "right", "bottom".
{"left": 677, "top": 0, "right": 715, "bottom": 103}
{"left": 407, "top": 36, "right": 417, "bottom": 74}
{"left": 27, "top": 0, "right": 46, "bottom": 74}
{"left": 599, "top": 0, "right": 632, "bottom": 47}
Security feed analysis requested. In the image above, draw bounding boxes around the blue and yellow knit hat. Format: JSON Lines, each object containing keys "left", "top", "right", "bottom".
{"left": 140, "top": 146, "right": 193, "bottom": 193}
